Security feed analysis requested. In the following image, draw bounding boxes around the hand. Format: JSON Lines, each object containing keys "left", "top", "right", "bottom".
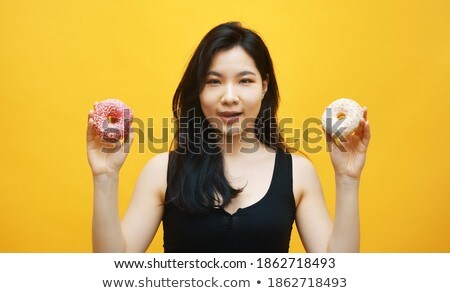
{"left": 326, "top": 107, "right": 371, "bottom": 179}
{"left": 86, "top": 102, "right": 134, "bottom": 176}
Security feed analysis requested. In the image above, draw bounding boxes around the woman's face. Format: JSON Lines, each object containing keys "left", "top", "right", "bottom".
{"left": 199, "top": 46, "right": 268, "bottom": 137}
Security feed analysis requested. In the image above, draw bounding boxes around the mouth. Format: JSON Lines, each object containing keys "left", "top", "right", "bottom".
{"left": 217, "top": 111, "right": 242, "bottom": 125}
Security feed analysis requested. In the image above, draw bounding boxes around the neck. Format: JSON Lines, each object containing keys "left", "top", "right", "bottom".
{"left": 218, "top": 132, "right": 264, "bottom": 157}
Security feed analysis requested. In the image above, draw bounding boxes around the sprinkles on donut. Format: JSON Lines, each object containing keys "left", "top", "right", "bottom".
{"left": 322, "top": 98, "right": 363, "bottom": 139}
{"left": 93, "top": 98, "right": 134, "bottom": 142}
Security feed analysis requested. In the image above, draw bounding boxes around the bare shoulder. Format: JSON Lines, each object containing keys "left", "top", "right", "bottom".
{"left": 290, "top": 153, "right": 322, "bottom": 203}
{"left": 291, "top": 153, "right": 317, "bottom": 177}
{"left": 146, "top": 151, "right": 170, "bottom": 167}
{"left": 142, "top": 151, "right": 169, "bottom": 174}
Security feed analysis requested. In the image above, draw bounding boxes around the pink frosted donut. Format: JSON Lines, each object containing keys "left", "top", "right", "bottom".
{"left": 321, "top": 98, "right": 363, "bottom": 138}
{"left": 93, "top": 99, "right": 134, "bottom": 141}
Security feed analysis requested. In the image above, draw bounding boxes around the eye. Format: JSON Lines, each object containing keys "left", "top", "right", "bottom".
{"left": 240, "top": 79, "right": 254, "bottom": 84}
{"left": 206, "top": 79, "right": 220, "bottom": 85}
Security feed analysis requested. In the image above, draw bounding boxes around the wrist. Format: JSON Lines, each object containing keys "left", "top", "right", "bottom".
{"left": 93, "top": 172, "right": 119, "bottom": 184}
{"left": 335, "top": 174, "right": 361, "bottom": 186}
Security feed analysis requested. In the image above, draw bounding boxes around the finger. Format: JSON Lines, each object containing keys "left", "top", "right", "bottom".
{"left": 324, "top": 126, "right": 349, "bottom": 152}
{"left": 99, "top": 137, "right": 120, "bottom": 149}
{"left": 324, "top": 130, "right": 335, "bottom": 152}
{"left": 123, "top": 131, "right": 134, "bottom": 145}
{"left": 123, "top": 132, "right": 134, "bottom": 153}
{"left": 354, "top": 118, "right": 365, "bottom": 138}
{"left": 100, "top": 141, "right": 122, "bottom": 153}
{"left": 86, "top": 116, "right": 95, "bottom": 142}
{"left": 87, "top": 109, "right": 94, "bottom": 121}
{"left": 340, "top": 132, "right": 355, "bottom": 151}
{"left": 363, "top": 106, "right": 368, "bottom": 121}
{"left": 354, "top": 106, "right": 367, "bottom": 138}
{"left": 362, "top": 121, "right": 371, "bottom": 147}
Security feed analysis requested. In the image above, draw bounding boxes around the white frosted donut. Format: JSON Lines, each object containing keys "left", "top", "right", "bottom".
{"left": 321, "top": 98, "right": 363, "bottom": 138}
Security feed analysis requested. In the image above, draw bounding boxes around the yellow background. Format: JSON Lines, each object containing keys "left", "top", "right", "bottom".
{"left": 1, "top": 0, "right": 449, "bottom": 252}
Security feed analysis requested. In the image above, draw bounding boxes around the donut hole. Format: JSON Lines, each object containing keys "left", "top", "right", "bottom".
{"left": 337, "top": 112, "right": 346, "bottom": 120}
{"left": 107, "top": 116, "right": 119, "bottom": 123}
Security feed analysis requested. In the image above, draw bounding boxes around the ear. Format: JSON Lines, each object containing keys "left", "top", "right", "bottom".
{"left": 262, "top": 74, "right": 269, "bottom": 97}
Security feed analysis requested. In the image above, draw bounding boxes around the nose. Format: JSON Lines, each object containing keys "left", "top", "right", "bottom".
{"left": 221, "top": 83, "right": 239, "bottom": 105}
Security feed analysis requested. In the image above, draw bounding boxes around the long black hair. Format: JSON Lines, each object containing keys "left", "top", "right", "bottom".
{"left": 166, "top": 21, "right": 295, "bottom": 213}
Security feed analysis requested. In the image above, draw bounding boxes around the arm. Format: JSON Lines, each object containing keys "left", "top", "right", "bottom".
{"left": 91, "top": 154, "right": 167, "bottom": 252}
{"left": 92, "top": 172, "right": 126, "bottom": 252}
{"left": 294, "top": 157, "right": 333, "bottom": 253}
{"left": 295, "top": 107, "right": 370, "bottom": 253}
{"left": 87, "top": 106, "right": 166, "bottom": 252}
{"left": 327, "top": 175, "right": 360, "bottom": 252}
{"left": 120, "top": 153, "right": 167, "bottom": 252}
{"left": 294, "top": 161, "right": 361, "bottom": 253}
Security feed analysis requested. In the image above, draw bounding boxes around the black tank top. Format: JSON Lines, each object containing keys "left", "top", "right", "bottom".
{"left": 162, "top": 148, "right": 296, "bottom": 253}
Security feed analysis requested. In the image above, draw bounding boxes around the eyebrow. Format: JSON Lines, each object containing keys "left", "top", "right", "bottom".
{"left": 206, "top": 70, "right": 257, "bottom": 77}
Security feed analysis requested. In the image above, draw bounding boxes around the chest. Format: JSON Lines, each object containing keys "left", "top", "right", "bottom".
{"left": 223, "top": 156, "right": 276, "bottom": 214}
{"left": 223, "top": 155, "right": 302, "bottom": 215}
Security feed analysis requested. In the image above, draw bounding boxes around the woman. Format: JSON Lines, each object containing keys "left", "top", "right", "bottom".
{"left": 86, "top": 22, "right": 370, "bottom": 253}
